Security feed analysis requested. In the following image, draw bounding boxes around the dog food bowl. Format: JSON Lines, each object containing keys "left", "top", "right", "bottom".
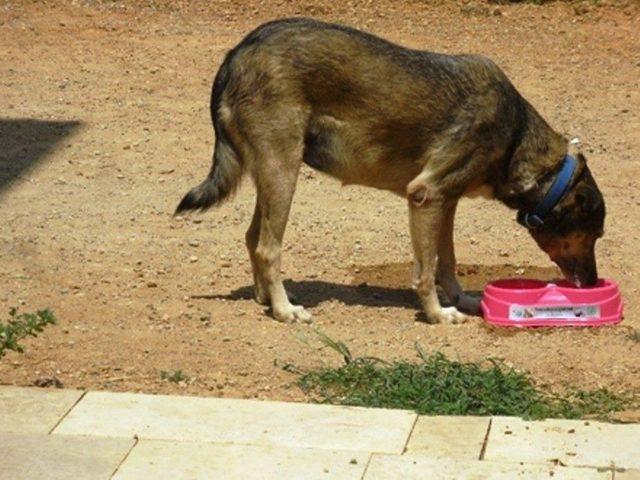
{"left": 481, "top": 278, "right": 623, "bottom": 327}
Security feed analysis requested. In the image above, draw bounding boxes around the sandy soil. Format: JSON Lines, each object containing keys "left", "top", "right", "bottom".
{"left": 1, "top": 0, "right": 639, "bottom": 402}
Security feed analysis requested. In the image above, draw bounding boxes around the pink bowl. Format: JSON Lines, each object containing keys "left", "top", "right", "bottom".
{"left": 481, "top": 278, "right": 623, "bottom": 327}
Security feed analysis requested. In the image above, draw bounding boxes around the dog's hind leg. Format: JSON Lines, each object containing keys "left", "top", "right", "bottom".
{"left": 436, "top": 200, "right": 481, "bottom": 315}
{"left": 245, "top": 201, "right": 269, "bottom": 305}
{"left": 251, "top": 148, "right": 311, "bottom": 323}
{"left": 409, "top": 198, "right": 468, "bottom": 324}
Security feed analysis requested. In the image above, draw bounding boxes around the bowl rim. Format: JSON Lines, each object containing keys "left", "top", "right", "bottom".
{"left": 485, "top": 278, "right": 617, "bottom": 293}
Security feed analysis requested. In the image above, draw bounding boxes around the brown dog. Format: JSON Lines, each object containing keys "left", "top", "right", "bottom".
{"left": 176, "top": 18, "right": 605, "bottom": 324}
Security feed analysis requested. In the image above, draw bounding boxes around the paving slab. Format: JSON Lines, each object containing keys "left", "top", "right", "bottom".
{"left": 363, "top": 454, "right": 611, "bottom": 480}
{"left": 404, "top": 415, "right": 490, "bottom": 459}
{"left": 53, "top": 391, "right": 416, "bottom": 453}
{"left": 2, "top": 432, "right": 134, "bottom": 480}
{"left": 485, "top": 417, "right": 640, "bottom": 469}
{"left": 113, "top": 439, "right": 369, "bottom": 480}
{"left": 0, "top": 386, "right": 83, "bottom": 433}
{"left": 617, "top": 470, "right": 640, "bottom": 479}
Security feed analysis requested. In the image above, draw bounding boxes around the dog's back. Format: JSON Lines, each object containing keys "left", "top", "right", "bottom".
{"left": 176, "top": 18, "right": 538, "bottom": 211}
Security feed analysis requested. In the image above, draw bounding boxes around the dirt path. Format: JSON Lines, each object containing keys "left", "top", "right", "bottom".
{"left": 1, "top": 0, "right": 639, "bottom": 401}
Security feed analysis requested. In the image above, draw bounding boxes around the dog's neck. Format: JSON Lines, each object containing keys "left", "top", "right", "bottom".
{"left": 496, "top": 100, "right": 576, "bottom": 213}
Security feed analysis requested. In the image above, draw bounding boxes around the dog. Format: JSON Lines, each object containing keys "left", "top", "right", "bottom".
{"left": 176, "top": 18, "right": 606, "bottom": 324}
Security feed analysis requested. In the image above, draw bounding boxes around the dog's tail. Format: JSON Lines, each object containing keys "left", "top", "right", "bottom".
{"left": 175, "top": 59, "right": 243, "bottom": 215}
{"left": 174, "top": 137, "right": 242, "bottom": 214}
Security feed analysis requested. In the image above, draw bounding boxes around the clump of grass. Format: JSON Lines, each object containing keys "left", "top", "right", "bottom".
{"left": 0, "top": 308, "right": 56, "bottom": 358}
{"left": 627, "top": 329, "right": 640, "bottom": 343}
{"left": 298, "top": 333, "right": 634, "bottom": 420}
{"left": 160, "top": 369, "right": 189, "bottom": 383}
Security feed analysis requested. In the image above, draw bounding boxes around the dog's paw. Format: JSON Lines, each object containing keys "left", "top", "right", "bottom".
{"left": 432, "top": 306, "right": 469, "bottom": 325}
{"left": 273, "top": 304, "right": 312, "bottom": 324}
{"left": 455, "top": 294, "right": 481, "bottom": 316}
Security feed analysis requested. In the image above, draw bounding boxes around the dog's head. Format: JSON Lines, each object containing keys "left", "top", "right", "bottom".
{"left": 528, "top": 155, "right": 605, "bottom": 287}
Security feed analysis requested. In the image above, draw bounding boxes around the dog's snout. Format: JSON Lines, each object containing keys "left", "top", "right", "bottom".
{"left": 565, "top": 255, "right": 598, "bottom": 288}
{"left": 554, "top": 253, "right": 598, "bottom": 288}
{"left": 576, "top": 258, "right": 598, "bottom": 287}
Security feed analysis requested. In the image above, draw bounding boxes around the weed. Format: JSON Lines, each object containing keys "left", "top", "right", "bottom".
{"left": 160, "top": 369, "right": 189, "bottom": 383}
{"left": 0, "top": 308, "right": 56, "bottom": 358}
{"left": 297, "top": 332, "right": 635, "bottom": 420}
{"left": 627, "top": 329, "right": 640, "bottom": 343}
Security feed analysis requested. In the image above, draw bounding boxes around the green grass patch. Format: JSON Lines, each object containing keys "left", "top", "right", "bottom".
{"left": 0, "top": 308, "right": 56, "bottom": 358}
{"left": 297, "top": 332, "right": 634, "bottom": 420}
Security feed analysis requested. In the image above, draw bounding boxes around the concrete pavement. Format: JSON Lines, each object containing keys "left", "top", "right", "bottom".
{"left": 1, "top": 386, "right": 638, "bottom": 479}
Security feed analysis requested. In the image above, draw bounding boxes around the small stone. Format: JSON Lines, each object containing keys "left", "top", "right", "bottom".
{"left": 574, "top": 3, "right": 591, "bottom": 15}
{"left": 146, "top": 281, "right": 158, "bottom": 288}
{"left": 188, "top": 240, "right": 200, "bottom": 247}
{"left": 189, "top": 256, "right": 198, "bottom": 263}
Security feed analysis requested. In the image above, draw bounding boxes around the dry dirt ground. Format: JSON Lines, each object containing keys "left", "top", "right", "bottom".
{"left": 1, "top": 0, "right": 639, "bottom": 403}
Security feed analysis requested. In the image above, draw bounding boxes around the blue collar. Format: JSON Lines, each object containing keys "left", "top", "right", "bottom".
{"left": 517, "top": 154, "right": 578, "bottom": 229}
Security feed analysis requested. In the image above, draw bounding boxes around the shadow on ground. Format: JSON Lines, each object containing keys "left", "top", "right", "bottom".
{"left": 0, "top": 118, "right": 81, "bottom": 195}
{"left": 193, "top": 263, "right": 561, "bottom": 313}
{"left": 199, "top": 280, "right": 422, "bottom": 309}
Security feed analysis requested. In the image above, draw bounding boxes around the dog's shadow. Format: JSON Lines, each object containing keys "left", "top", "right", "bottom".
{"left": 198, "top": 279, "right": 422, "bottom": 309}
{"left": 192, "top": 262, "right": 560, "bottom": 317}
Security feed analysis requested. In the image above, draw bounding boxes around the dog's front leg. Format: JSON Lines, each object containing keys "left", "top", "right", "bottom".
{"left": 408, "top": 196, "right": 468, "bottom": 324}
{"left": 436, "top": 200, "right": 481, "bottom": 315}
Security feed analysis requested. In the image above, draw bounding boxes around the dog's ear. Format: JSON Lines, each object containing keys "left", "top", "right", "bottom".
{"left": 574, "top": 185, "right": 602, "bottom": 215}
{"left": 573, "top": 157, "right": 604, "bottom": 216}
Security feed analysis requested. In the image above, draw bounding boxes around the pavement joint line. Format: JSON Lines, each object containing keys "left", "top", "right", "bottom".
{"left": 609, "top": 464, "right": 627, "bottom": 480}
{"left": 48, "top": 389, "right": 88, "bottom": 435}
{"left": 109, "top": 435, "right": 139, "bottom": 479}
{"left": 359, "top": 452, "right": 374, "bottom": 480}
{"left": 478, "top": 416, "right": 493, "bottom": 460}
{"left": 400, "top": 413, "right": 419, "bottom": 454}
{"left": 104, "top": 436, "right": 378, "bottom": 454}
